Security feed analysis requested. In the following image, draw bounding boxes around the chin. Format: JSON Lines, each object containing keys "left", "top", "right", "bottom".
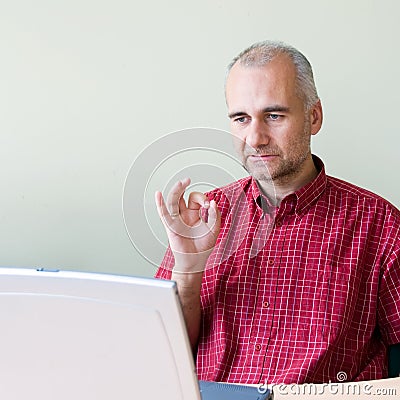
{"left": 249, "top": 170, "right": 274, "bottom": 182}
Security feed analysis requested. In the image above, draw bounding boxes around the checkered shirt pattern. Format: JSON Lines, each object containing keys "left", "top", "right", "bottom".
{"left": 155, "top": 156, "right": 400, "bottom": 384}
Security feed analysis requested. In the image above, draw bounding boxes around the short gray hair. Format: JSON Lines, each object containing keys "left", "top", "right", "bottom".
{"left": 228, "top": 40, "right": 319, "bottom": 110}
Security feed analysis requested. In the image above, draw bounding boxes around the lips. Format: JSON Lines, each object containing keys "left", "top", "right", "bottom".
{"left": 248, "top": 154, "right": 278, "bottom": 160}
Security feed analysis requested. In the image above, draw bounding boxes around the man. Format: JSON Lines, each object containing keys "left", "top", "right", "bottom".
{"left": 154, "top": 41, "right": 400, "bottom": 385}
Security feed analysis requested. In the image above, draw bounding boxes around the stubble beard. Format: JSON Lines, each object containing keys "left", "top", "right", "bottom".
{"left": 244, "top": 154, "right": 310, "bottom": 185}
{"left": 242, "top": 122, "right": 312, "bottom": 185}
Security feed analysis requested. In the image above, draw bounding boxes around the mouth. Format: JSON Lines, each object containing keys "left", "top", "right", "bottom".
{"left": 248, "top": 154, "right": 279, "bottom": 161}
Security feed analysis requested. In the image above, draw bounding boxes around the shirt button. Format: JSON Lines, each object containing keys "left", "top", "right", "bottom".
{"left": 255, "top": 344, "right": 261, "bottom": 351}
{"left": 275, "top": 220, "right": 282, "bottom": 227}
{"left": 263, "top": 301, "right": 270, "bottom": 308}
{"left": 268, "top": 259, "right": 274, "bottom": 266}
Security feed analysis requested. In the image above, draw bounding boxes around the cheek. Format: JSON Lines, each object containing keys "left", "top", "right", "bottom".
{"left": 276, "top": 121, "right": 307, "bottom": 146}
{"left": 231, "top": 134, "right": 247, "bottom": 158}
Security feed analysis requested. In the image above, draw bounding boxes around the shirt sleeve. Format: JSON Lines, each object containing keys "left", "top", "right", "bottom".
{"left": 377, "top": 207, "right": 400, "bottom": 346}
{"left": 154, "top": 245, "right": 174, "bottom": 280}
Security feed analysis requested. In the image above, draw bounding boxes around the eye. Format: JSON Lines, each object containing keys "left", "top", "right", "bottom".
{"left": 234, "top": 116, "right": 248, "bottom": 124}
{"left": 267, "top": 113, "right": 281, "bottom": 121}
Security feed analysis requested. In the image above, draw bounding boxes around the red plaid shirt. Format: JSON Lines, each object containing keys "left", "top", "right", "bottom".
{"left": 155, "top": 157, "right": 400, "bottom": 384}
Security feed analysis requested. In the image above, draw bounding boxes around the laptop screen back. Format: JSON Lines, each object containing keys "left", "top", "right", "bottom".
{"left": 0, "top": 268, "right": 201, "bottom": 400}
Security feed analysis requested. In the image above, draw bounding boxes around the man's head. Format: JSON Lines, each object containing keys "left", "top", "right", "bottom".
{"left": 227, "top": 40, "right": 319, "bottom": 112}
{"left": 225, "top": 40, "right": 323, "bottom": 188}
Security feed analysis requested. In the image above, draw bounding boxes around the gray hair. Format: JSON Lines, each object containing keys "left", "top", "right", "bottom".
{"left": 227, "top": 40, "right": 319, "bottom": 110}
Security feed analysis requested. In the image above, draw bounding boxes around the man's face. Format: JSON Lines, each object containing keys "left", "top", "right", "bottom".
{"left": 225, "top": 55, "right": 320, "bottom": 184}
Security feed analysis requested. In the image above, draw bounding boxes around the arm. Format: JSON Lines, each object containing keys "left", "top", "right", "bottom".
{"left": 155, "top": 178, "right": 221, "bottom": 352}
{"left": 171, "top": 270, "right": 203, "bottom": 351}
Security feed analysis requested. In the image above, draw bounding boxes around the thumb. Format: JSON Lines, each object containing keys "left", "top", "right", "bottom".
{"left": 206, "top": 200, "right": 221, "bottom": 236}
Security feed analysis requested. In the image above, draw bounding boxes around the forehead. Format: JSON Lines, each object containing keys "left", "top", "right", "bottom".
{"left": 225, "top": 55, "right": 301, "bottom": 110}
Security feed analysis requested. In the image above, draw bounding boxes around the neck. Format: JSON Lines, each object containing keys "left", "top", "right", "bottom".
{"left": 257, "top": 156, "right": 318, "bottom": 206}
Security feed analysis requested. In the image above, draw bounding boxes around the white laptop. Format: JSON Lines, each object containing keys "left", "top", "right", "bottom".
{"left": 0, "top": 267, "right": 201, "bottom": 400}
{"left": 0, "top": 267, "right": 271, "bottom": 400}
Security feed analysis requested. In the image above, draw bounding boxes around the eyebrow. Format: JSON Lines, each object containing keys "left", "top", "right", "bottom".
{"left": 228, "top": 105, "right": 290, "bottom": 119}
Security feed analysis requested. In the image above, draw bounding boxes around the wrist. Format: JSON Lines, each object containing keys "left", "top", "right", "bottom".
{"left": 171, "top": 269, "right": 203, "bottom": 292}
{"left": 172, "top": 248, "right": 213, "bottom": 273}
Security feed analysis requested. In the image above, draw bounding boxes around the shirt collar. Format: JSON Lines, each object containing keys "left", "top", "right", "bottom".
{"left": 293, "top": 155, "right": 327, "bottom": 215}
{"left": 250, "top": 155, "right": 327, "bottom": 216}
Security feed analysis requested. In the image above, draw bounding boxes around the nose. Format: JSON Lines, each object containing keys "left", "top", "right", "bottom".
{"left": 246, "top": 119, "right": 270, "bottom": 149}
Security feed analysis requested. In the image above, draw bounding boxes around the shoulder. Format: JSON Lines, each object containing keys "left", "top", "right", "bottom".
{"left": 325, "top": 175, "right": 400, "bottom": 221}
{"left": 205, "top": 176, "right": 252, "bottom": 203}
{"left": 204, "top": 176, "right": 253, "bottom": 219}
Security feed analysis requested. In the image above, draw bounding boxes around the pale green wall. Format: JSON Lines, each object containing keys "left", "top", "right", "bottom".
{"left": 0, "top": 0, "right": 398, "bottom": 277}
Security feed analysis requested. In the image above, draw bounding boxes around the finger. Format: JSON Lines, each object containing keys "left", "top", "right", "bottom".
{"left": 166, "top": 178, "right": 191, "bottom": 216}
{"left": 155, "top": 191, "right": 173, "bottom": 226}
{"left": 187, "top": 191, "right": 210, "bottom": 210}
{"left": 179, "top": 194, "right": 187, "bottom": 212}
{"left": 206, "top": 200, "right": 221, "bottom": 236}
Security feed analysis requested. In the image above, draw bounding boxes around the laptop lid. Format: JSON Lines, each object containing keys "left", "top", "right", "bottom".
{"left": 0, "top": 267, "right": 201, "bottom": 400}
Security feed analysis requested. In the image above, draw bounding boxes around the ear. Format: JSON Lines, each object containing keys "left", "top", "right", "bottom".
{"left": 309, "top": 100, "right": 323, "bottom": 136}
